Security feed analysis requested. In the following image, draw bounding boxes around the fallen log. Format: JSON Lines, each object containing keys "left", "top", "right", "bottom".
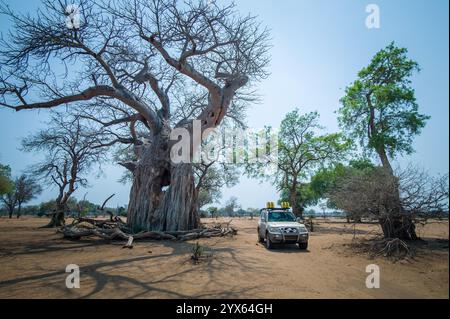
{"left": 134, "top": 231, "right": 177, "bottom": 240}
{"left": 58, "top": 217, "right": 237, "bottom": 247}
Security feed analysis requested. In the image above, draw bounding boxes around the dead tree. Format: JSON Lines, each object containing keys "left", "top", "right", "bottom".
{"left": 75, "top": 192, "right": 89, "bottom": 219}
{"left": 21, "top": 114, "right": 109, "bottom": 227}
{"left": 328, "top": 165, "right": 449, "bottom": 243}
{"left": 97, "top": 194, "right": 117, "bottom": 221}
{"left": 0, "top": 0, "right": 270, "bottom": 232}
{"left": 60, "top": 213, "right": 238, "bottom": 248}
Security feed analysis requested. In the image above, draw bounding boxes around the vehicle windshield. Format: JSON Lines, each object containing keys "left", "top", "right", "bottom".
{"left": 267, "top": 211, "right": 296, "bottom": 222}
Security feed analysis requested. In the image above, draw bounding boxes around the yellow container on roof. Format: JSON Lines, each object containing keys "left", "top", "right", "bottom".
{"left": 281, "top": 202, "right": 291, "bottom": 208}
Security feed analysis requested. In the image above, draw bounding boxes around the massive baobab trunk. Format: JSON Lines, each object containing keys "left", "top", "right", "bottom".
{"left": 126, "top": 75, "right": 249, "bottom": 231}
{"left": 127, "top": 138, "right": 199, "bottom": 232}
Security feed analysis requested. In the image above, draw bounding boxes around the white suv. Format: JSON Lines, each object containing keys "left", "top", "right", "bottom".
{"left": 257, "top": 208, "right": 309, "bottom": 250}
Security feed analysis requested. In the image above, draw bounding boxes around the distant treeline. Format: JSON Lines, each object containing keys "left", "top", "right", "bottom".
{"left": 0, "top": 197, "right": 127, "bottom": 218}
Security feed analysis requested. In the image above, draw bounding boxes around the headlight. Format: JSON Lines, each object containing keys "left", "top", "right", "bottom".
{"left": 268, "top": 226, "right": 281, "bottom": 233}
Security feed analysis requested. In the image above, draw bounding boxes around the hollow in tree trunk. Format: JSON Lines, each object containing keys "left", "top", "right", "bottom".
{"left": 126, "top": 139, "right": 199, "bottom": 232}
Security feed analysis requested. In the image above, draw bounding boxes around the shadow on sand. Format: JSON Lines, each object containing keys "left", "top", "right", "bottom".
{"left": 0, "top": 239, "right": 265, "bottom": 298}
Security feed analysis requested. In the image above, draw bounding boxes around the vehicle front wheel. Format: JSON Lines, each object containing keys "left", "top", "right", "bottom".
{"left": 298, "top": 242, "right": 308, "bottom": 250}
{"left": 265, "top": 233, "right": 273, "bottom": 249}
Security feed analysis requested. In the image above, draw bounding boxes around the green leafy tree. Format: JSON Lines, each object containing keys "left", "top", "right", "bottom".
{"left": 1, "top": 171, "right": 43, "bottom": 218}
{"left": 309, "top": 159, "right": 375, "bottom": 208}
{"left": 273, "top": 109, "right": 350, "bottom": 218}
{"left": 246, "top": 207, "right": 259, "bottom": 219}
{"left": 224, "top": 196, "right": 239, "bottom": 217}
{"left": 207, "top": 206, "right": 219, "bottom": 219}
{"left": 1, "top": 187, "right": 16, "bottom": 218}
{"left": 278, "top": 183, "right": 319, "bottom": 216}
{"left": 338, "top": 42, "right": 429, "bottom": 173}
{"left": 338, "top": 43, "right": 430, "bottom": 240}
{"left": 0, "top": 164, "right": 13, "bottom": 195}
{"left": 38, "top": 200, "right": 57, "bottom": 217}
{"left": 14, "top": 174, "right": 42, "bottom": 218}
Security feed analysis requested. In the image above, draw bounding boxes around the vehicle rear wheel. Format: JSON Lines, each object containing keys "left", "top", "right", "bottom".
{"left": 265, "top": 232, "right": 273, "bottom": 249}
{"left": 257, "top": 229, "right": 264, "bottom": 243}
{"left": 298, "top": 242, "right": 308, "bottom": 250}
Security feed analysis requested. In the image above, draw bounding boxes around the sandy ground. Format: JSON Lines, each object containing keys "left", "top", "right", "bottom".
{"left": 0, "top": 216, "right": 448, "bottom": 299}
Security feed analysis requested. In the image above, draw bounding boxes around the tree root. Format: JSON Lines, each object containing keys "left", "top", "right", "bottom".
{"left": 346, "top": 236, "right": 416, "bottom": 261}
{"left": 58, "top": 217, "right": 238, "bottom": 248}
{"left": 370, "top": 238, "right": 414, "bottom": 260}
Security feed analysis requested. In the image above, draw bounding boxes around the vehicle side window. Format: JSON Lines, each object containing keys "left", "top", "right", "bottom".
{"left": 260, "top": 210, "right": 266, "bottom": 222}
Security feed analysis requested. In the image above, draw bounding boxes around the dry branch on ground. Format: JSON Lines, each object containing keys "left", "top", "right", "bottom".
{"left": 58, "top": 217, "right": 237, "bottom": 248}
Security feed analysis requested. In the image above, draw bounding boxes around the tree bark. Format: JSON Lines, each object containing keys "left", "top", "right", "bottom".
{"left": 126, "top": 137, "right": 199, "bottom": 232}
{"left": 4, "top": 197, "right": 15, "bottom": 218}
{"left": 375, "top": 141, "right": 418, "bottom": 240}
{"left": 376, "top": 146, "right": 394, "bottom": 175}
{"left": 290, "top": 187, "right": 301, "bottom": 218}
{"left": 379, "top": 215, "right": 418, "bottom": 241}
{"left": 125, "top": 75, "right": 245, "bottom": 232}
{"left": 16, "top": 203, "right": 21, "bottom": 219}
{"left": 47, "top": 209, "right": 65, "bottom": 227}
{"left": 42, "top": 201, "right": 66, "bottom": 228}
{"left": 376, "top": 148, "right": 418, "bottom": 240}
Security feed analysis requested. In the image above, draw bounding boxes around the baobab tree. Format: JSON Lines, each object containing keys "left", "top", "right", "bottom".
{"left": 22, "top": 114, "right": 110, "bottom": 226}
{"left": 0, "top": 0, "right": 270, "bottom": 231}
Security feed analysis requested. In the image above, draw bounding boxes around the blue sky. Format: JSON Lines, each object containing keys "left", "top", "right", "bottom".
{"left": 0, "top": 0, "right": 448, "bottom": 209}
